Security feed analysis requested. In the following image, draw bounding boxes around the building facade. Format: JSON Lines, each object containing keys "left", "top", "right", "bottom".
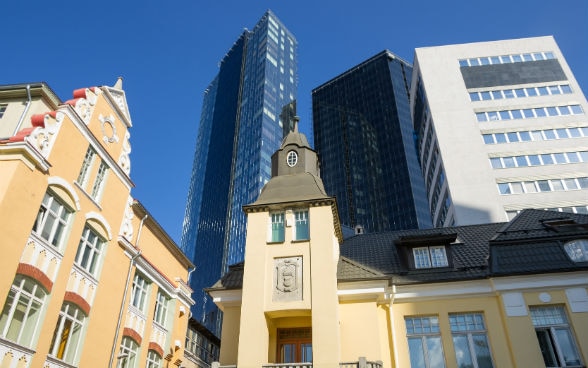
{"left": 181, "top": 10, "right": 298, "bottom": 338}
{"left": 410, "top": 36, "right": 588, "bottom": 227}
{"left": 312, "top": 51, "right": 432, "bottom": 233}
{"left": 0, "top": 81, "right": 194, "bottom": 368}
{"left": 206, "top": 124, "right": 588, "bottom": 367}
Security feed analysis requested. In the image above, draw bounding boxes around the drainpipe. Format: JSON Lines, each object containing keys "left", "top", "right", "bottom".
{"left": 13, "top": 84, "right": 32, "bottom": 136}
{"left": 108, "top": 214, "right": 148, "bottom": 367}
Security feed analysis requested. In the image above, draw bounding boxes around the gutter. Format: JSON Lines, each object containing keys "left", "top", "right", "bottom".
{"left": 13, "top": 85, "right": 32, "bottom": 136}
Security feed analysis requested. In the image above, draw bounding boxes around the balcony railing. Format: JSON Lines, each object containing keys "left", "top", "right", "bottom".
{"left": 211, "top": 357, "right": 383, "bottom": 368}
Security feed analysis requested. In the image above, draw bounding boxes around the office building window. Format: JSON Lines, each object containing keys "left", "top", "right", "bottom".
{"left": 146, "top": 350, "right": 162, "bottom": 368}
{"left": 49, "top": 303, "right": 86, "bottom": 364}
{"left": 153, "top": 290, "right": 169, "bottom": 327}
{"left": 77, "top": 147, "right": 96, "bottom": 188}
{"left": 563, "top": 239, "right": 588, "bottom": 262}
{"left": 405, "top": 316, "right": 446, "bottom": 368}
{"left": 270, "top": 212, "right": 285, "bottom": 242}
{"left": 476, "top": 105, "right": 583, "bottom": 122}
{"left": 413, "top": 246, "right": 448, "bottom": 269}
{"left": 530, "top": 306, "right": 582, "bottom": 367}
{"left": 0, "top": 275, "right": 47, "bottom": 347}
{"left": 91, "top": 161, "right": 108, "bottom": 201}
{"left": 293, "top": 210, "right": 309, "bottom": 240}
{"left": 74, "top": 225, "right": 105, "bottom": 277}
{"left": 449, "top": 313, "right": 494, "bottom": 368}
{"left": 117, "top": 336, "right": 139, "bottom": 368}
{"left": 32, "top": 192, "right": 72, "bottom": 249}
{"left": 470, "top": 84, "right": 573, "bottom": 101}
{"left": 130, "top": 273, "right": 150, "bottom": 314}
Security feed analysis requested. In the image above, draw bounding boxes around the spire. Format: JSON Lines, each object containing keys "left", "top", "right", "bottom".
{"left": 293, "top": 116, "right": 299, "bottom": 133}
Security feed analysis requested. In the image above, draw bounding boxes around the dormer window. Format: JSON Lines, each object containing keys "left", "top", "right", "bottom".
{"left": 564, "top": 239, "right": 588, "bottom": 262}
{"left": 413, "top": 246, "right": 449, "bottom": 269}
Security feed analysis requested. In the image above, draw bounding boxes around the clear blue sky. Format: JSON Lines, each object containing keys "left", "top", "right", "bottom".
{"left": 2, "top": 0, "right": 586, "bottom": 244}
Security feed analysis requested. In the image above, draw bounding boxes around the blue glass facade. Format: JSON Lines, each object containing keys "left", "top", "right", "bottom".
{"left": 312, "top": 51, "right": 431, "bottom": 233}
{"left": 181, "top": 11, "right": 297, "bottom": 335}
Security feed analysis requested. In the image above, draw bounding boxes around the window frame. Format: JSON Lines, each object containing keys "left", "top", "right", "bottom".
{"left": 146, "top": 350, "right": 162, "bottom": 368}
{"left": 130, "top": 273, "right": 150, "bottom": 314}
{"left": 412, "top": 245, "right": 449, "bottom": 269}
{"left": 74, "top": 225, "right": 106, "bottom": 277}
{"left": 0, "top": 275, "right": 48, "bottom": 348}
{"left": 405, "top": 315, "right": 446, "bottom": 368}
{"left": 449, "top": 313, "right": 494, "bottom": 368}
{"left": 563, "top": 239, "right": 588, "bottom": 262}
{"left": 293, "top": 209, "right": 309, "bottom": 241}
{"left": 91, "top": 161, "right": 109, "bottom": 201}
{"left": 153, "top": 290, "right": 169, "bottom": 327}
{"left": 117, "top": 336, "right": 139, "bottom": 368}
{"left": 48, "top": 303, "right": 86, "bottom": 364}
{"left": 32, "top": 192, "right": 73, "bottom": 250}
{"left": 269, "top": 212, "right": 285, "bottom": 243}
{"left": 77, "top": 147, "right": 97, "bottom": 189}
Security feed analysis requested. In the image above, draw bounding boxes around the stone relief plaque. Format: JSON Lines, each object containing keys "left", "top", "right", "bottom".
{"left": 273, "top": 256, "right": 302, "bottom": 302}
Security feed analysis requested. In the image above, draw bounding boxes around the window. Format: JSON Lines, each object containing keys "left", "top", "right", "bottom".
{"left": 117, "top": 336, "right": 139, "bottom": 368}
{"left": 413, "top": 246, "right": 448, "bottom": 269}
{"left": 293, "top": 210, "right": 309, "bottom": 240}
{"left": 49, "top": 303, "right": 86, "bottom": 364}
{"left": 91, "top": 161, "right": 109, "bottom": 201}
{"left": 0, "top": 276, "right": 47, "bottom": 347}
{"left": 153, "top": 291, "right": 169, "bottom": 327}
{"left": 530, "top": 306, "right": 582, "bottom": 367}
{"left": 277, "top": 328, "right": 312, "bottom": 363}
{"left": 75, "top": 226, "right": 105, "bottom": 277}
{"left": 405, "top": 316, "right": 446, "bottom": 368}
{"left": 146, "top": 350, "right": 162, "bottom": 368}
{"left": 32, "top": 192, "right": 72, "bottom": 248}
{"left": 77, "top": 147, "right": 96, "bottom": 188}
{"left": 0, "top": 104, "right": 7, "bottom": 118}
{"left": 449, "top": 313, "right": 494, "bottom": 368}
{"left": 564, "top": 239, "right": 588, "bottom": 262}
{"left": 286, "top": 150, "right": 298, "bottom": 167}
{"left": 130, "top": 273, "right": 150, "bottom": 313}
{"left": 270, "top": 212, "right": 285, "bottom": 242}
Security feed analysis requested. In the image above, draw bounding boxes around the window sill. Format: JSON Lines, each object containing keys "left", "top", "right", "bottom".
{"left": 291, "top": 239, "right": 309, "bottom": 243}
{"left": 73, "top": 181, "right": 103, "bottom": 210}
{"left": 45, "top": 355, "right": 78, "bottom": 368}
{"left": 267, "top": 240, "right": 285, "bottom": 244}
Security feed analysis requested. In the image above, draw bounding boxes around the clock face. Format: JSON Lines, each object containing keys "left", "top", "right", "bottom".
{"left": 287, "top": 150, "right": 298, "bottom": 167}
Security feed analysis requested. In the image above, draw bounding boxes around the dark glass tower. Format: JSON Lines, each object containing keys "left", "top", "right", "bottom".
{"left": 181, "top": 10, "right": 297, "bottom": 336}
{"left": 312, "top": 50, "right": 431, "bottom": 233}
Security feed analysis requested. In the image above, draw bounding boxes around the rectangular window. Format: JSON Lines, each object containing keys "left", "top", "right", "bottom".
{"left": 405, "top": 316, "right": 446, "bottom": 368}
{"left": 91, "top": 161, "right": 109, "bottom": 201}
{"left": 413, "top": 246, "right": 448, "bottom": 269}
{"left": 449, "top": 313, "right": 494, "bottom": 368}
{"left": 74, "top": 226, "right": 105, "bottom": 277}
{"left": 0, "top": 104, "right": 7, "bottom": 118}
{"left": 131, "top": 273, "right": 150, "bottom": 314}
{"left": 153, "top": 291, "right": 169, "bottom": 327}
{"left": 32, "top": 192, "right": 72, "bottom": 249}
{"left": 530, "top": 306, "right": 582, "bottom": 367}
{"left": 270, "top": 213, "right": 285, "bottom": 242}
{"left": 293, "top": 210, "right": 309, "bottom": 240}
{"left": 77, "top": 147, "right": 96, "bottom": 188}
{"left": 49, "top": 303, "right": 86, "bottom": 364}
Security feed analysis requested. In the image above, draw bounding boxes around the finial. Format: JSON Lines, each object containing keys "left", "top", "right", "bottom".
{"left": 293, "top": 116, "right": 300, "bottom": 133}
{"left": 114, "top": 77, "right": 123, "bottom": 90}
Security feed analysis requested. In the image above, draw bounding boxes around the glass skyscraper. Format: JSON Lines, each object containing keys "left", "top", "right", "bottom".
{"left": 312, "top": 51, "right": 432, "bottom": 233}
{"left": 181, "top": 10, "right": 297, "bottom": 336}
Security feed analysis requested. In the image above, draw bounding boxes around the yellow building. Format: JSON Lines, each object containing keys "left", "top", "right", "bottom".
{"left": 0, "top": 81, "right": 194, "bottom": 368}
{"left": 207, "top": 123, "right": 588, "bottom": 368}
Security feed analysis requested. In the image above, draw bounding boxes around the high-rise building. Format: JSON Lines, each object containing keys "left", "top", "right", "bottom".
{"left": 181, "top": 10, "right": 297, "bottom": 337}
{"left": 411, "top": 36, "right": 588, "bottom": 227}
{"left": 312, "top": 51, "right": 432, "bottom": 233}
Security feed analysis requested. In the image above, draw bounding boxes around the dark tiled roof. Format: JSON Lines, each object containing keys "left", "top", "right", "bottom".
{"left": 207, "top": 263, "right": 244, "bottom": 291}
{"left": 337, "top": 256, "right": 387, "bottom": 281}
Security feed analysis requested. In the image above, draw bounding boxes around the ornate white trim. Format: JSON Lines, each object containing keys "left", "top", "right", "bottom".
{"left": 25, "top": 112, "right": 64, "bottom": 158}
{"left": 47, "top": 176, "right": 81, "bottom": 210}
{"left": 98, "top": 114, "right": 119, "bottom": 144}
{"left": 85, "top": 211, "right": 113, "bottom": 240}
{"left": 118, "top": 130, "right": 131, "bottom": 175}
{"left": 119, "top": 196, "right": 134, "bottom": 242}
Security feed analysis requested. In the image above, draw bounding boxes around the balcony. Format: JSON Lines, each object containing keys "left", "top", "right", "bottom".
{"left": 212, "top": 357, "right": 383, "bottom": 368}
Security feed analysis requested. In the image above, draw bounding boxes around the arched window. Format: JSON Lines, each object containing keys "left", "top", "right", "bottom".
{"left": 564, "top": 239, "right": 588, "bottom": 262}
{"left": 0, "top": 275, "right": 48, "bottom": 347}
{"left": 32, "top": 192, "right": 73, "bottom": 249}
{"left": 146, "top": 350, "right": 162, "bottom": 368}
{"left": 117, "top": 336, "right": 139, "bottom": 368}
{"left": 49, "top": 303, "right": 87, "bottom": 364}
{"left": 74, "top": 225, "right": 106, "bottom": 277}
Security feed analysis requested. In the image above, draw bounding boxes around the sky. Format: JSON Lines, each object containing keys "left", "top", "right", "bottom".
{"left": 1, "top": 0, "right": 586, "bottom": 244}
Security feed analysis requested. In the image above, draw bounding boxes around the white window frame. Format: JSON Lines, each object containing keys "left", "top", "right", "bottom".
{"left": 117, "top": 336, "right": 139, "bottom": 368}
{"left": 77, "top": 147, "right": 96, "bottom": 188}
{"left": 0, "top": 275, "right": 47, "bottom": 347}
{"left": 449, "top": 313, "right": 494, "bottom": 368}
{"left": 530, "top": 306, "right": 583, "bottom": 367}
{"left": 146, "top": 350, "right": 162, "bottom": 368}
{"left": 91, "top": 161, "right": 109, "bottom": 201}
{"left": 413, "top": 246, "right": 448, "bottom": 269}
{"left": 563, "top": 239, "right": 588, "bottom": 262}
{"left": 32, "top": 192, "right": 72, "bottom": 249}
{"left": 269, "top": 212, "right": 285, "bottom": 242}
{"left": 153, "top": 290, "right": 169, "bottom": 327}
{"left": 405, "top": 315, "right": 446, "bottom": 368}
{"left": 130, "top": 273, "right": 150, "bottom": 314}
{"left": 293, "top": 210, "right": 309, "bottom": 240}
{"left": 74, "top": 225, "right": 106, "bottom": 277}
{"left": 49, "top": 303, "right": 86, "bottom": 364}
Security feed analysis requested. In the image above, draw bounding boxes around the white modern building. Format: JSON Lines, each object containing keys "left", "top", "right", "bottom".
{"left": 410, "top": 36, "right": 588, "bottom": 227}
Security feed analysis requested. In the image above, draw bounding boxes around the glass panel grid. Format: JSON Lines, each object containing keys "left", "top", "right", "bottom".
{"left": 405, "top": 316, "right": 440, "bottom": 334}
{"left": 449, "top": 313, "right": 486, "bottom": 332}
{"left": 530, "top": 305, "right": 567, "bottom": 326}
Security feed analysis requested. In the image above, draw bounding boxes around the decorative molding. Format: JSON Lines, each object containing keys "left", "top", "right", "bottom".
{"left": 122, "top": 327, "right": 142, "bottom": 345}
{"left": 63, "top": 291, "right": 92, "bottom": 316}
{"left": 98, "top": 114, "right": 119, "bottom": 144}
{"left": 566, "top": 287, "right": 588, "bottom": 312}
{"left": 118, "top": 131, "right": 132, "bottom": 176}
{"left": 502, "top": 292, "right": 527, "bottom": 316}
{"left": 26, "top": 111, "right": 64, "bottom": 158}
{"left": 273, "top": 257, "right": 303, "bottom": 302}
{"left": 85, "top": 212, "right": 112, "bottom": 240}
{"left": 16, "top": 263, "right": 53, "bottom": 292}
{"left": 48, "top": 176, "right": 81, "bottom": 210}
{"left": 119, "top": 196, "right": 134, "bottom": 242}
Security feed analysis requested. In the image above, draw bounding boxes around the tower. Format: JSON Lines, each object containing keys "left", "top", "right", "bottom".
{"left": 411, "top": 36, "right": 588, "bottom": 227}
{"left": 181, "top": 10, "right": 298, "bottom": 337}
{"left": 312, "top": 51, "right": 432, "bottom": 233}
